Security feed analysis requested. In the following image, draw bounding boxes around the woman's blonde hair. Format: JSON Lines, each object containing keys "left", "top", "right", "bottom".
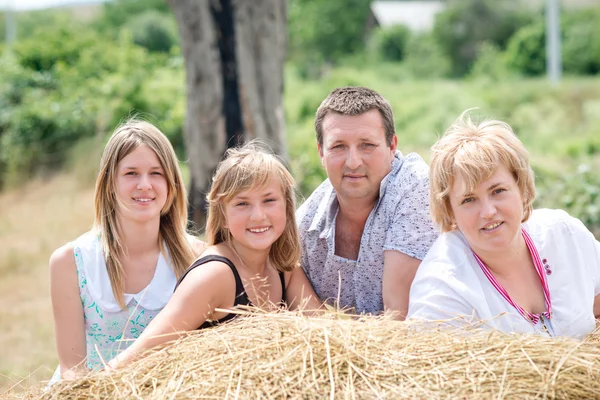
{"left": 430, "top": 111, "right": 536, "bottom": 232}
{"left": 206, "top": 141, "right": 300, "bottom": 273}
{"left": 94, "top": 119, "right": 196, "bottom": 308}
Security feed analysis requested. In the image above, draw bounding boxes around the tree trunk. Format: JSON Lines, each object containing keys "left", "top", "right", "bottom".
{"left": 234, "top": 0, "right": 288, "bottom": 159}
{"left": 168, "top": 0, "right": 287, "bottom": 229}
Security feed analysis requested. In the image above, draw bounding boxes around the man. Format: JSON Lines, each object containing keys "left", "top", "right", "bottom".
{"left": 296, "top": 86, "right": 438, "bottom": 318}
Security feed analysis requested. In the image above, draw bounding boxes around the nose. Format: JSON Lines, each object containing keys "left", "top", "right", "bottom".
{"left": 250, "top": 204, "right": 266, "bottom": 221}
{"left": 137, "top": 174, "right": 152, "bottom": 190}
{"left": 345, "top": 146, "right": 362, "bottom": 170}
{"left": 480, "top": 197, "right": 497, "bottom": 219}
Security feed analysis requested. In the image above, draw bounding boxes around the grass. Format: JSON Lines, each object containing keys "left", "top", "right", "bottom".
{"left": 0, "top": 172, "right": 95, "bottom": 393}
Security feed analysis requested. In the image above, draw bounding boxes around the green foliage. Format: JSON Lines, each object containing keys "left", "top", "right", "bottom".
{"left": 505, "top": 22, "right": 546, "bottom": 76}
{"left": 433, "top": 0, "right": 533, "bottom": 76}
{"left": 562, "top": 8, "right": 600, "bottom": 75}
{"left": 98, "top": 0, "right": 170, "bottom": 31}
{"left": 288, "top": 0, "right": 372, "bottom": 71}
{"left": 127, "top": 10, "right": 179, "bottom": 53}
{"left": 13, "top": 25, "right": 96, "bottom": 71}
{"left": 470, "top": 42, "right": 517, "bottom": 81}
{"left": 403, "top": 33, "right": 451, "bottom": 79}
{"left": 536, "top": 163, "right": 600, "bottom": 237}
{"left": 368, "top": 25, "right": 411, "bottom": 62}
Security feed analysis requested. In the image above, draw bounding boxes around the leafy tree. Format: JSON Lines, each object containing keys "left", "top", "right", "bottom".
{"left": 505, "top": 22, "right": 545, "bottom": 76}
{"left": 288, "top": 0, "right": 372, "bottom": 70}
{"left": 128, "top": 10, "right": 179, "bottom": 53}
{"left": 369, "top": 25, "right": 411, "bottom": 62}
{"left": 97, "top": 0, "right": 170, "bottom": 30}
{"left": 433, "top": 0, "right": 533, "bottom": 76}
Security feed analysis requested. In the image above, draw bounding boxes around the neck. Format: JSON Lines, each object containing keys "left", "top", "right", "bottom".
{"left": 337, "top": 196, "right": 376, "bottom": 227}
{"left": 116, "top": 216, "right": 161, "bottom": 256}
{"left": 475, "top": 232, "right": 529, "bottom": 278}
{"left": 229, "top": 241, "right": 270, "bottom": 275}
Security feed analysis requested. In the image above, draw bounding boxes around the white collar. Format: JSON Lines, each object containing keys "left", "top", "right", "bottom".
{"left": 77, "top": 232, "right": 176, "bottom": 312}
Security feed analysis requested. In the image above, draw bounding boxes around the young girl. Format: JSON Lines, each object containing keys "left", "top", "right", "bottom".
{"left": 49, "top": 120, "right": 205, "bottom": 381}
{"left": 108, "top": 141, "right": 322, "bottom": 368}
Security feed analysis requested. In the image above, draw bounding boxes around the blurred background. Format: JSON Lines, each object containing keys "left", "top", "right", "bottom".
{"left": 1, "top": 0, "right": 599, "bottom": 392}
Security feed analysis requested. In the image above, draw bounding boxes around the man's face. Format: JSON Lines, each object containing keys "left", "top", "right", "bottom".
{"left": 319, "top": 109, "right": 397, "bottom": 205}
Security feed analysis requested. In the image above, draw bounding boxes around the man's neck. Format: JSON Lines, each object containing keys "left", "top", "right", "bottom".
{"left": 337, "top": 196, "right": 377, "bottom": 227}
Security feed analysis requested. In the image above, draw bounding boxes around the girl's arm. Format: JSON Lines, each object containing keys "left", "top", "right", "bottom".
{"left": 108, "top": 260, "right": 235, "bottom": 369}
{"left": 49, "top": 245, "right": 87, "bottom": 380}
{"left": 284, "top": 266, "right": 323, "bottom": 312}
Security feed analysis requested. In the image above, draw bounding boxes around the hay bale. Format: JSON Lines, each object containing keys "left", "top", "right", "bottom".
{"left": 18, "top": 312, "right": 600, "bottom": 399}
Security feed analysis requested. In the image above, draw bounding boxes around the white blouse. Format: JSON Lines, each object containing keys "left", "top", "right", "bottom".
{"left": 408, "top": 209, "right": 600, "bottom": 339}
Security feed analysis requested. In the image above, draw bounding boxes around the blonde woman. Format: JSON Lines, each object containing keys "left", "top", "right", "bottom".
{"left": 108, "top": 142, "right": 322, "bottom": 368}
{"left": 49, "top": 120, "right": 205, "bottom": 381}
{"left": 408, "top": 113, "right": 600, "bottom": 338}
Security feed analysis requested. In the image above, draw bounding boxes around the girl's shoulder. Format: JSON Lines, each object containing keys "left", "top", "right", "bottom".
{"left": 49, "top": 231, "right": 97, "bottom": 275}
{"left": 186, "top": 233, "right": 208, "bottom": 257}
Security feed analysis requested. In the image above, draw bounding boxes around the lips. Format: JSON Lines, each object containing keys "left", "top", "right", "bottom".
{"left": 248, "top": 226, "right": 271, "bottom": 233}
{"left": 133, "top": 197, "right": 154, "bottom": 203}
{"left": 482, "top": 221, "right": 503, "bottom": 231}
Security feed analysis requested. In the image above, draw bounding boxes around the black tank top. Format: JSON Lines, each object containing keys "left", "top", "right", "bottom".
{"left": 174, "top": 254, "right": 286, "bottom": 329}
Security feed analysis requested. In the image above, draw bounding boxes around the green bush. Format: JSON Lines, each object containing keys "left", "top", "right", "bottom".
{"left": 288, "top": 0, "right": 372, "bottom": 68}
{"left": 13, "top": 26, "right": 96, "bottom": 72}
{"left": 369, "top": 25, "right": 411, "bottom": 62}
{"left": 433, "top": 0, "right": 533, "bottom": 76}
{"left": 536, "top": 163, "right": 600, "bottom": 238}
{"left": 505, "top": 22, "right": 546, "bottom": 76}
{"left": 403, "top": 33, "right": 451, "bottom": 79}
{"left": 562, "top": 8, "right": 600, "bottom": 75}
{"left": 127, "top": 10, "right": 179, "bottom": 53}
{"left": 469, "top": 42, "right": 516, "bottom": 80}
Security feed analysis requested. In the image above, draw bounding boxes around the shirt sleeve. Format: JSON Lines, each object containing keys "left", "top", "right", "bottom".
{"left": 564, "top": 214, "right": 600, "bottom": 297}
{"left": 383, "top": 169, "right": 439, "bottom": 260}
{"left": 407, "top": 261, "right": 479, "bottom": 328}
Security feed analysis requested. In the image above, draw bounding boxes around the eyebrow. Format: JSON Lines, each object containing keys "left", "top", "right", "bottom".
{"left": 458, "top": 182, "right": 505, "bottom": 198}
{"left": 122, "top": 165, "right": 163, "bottom": 170}
{"left": 233, "top": 191, "right": 274, "bottom": 200}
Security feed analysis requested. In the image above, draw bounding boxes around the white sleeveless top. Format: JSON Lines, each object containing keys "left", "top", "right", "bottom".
{"left": 51, "top": 231, "right": 177, "bottom": 381}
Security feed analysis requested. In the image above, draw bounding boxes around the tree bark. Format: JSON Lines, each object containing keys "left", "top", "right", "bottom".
{"left": 168, "top": 0, "right": 225, "bottom": 230}
{"left": 168, "top": 0, "right": 287, "bottom": 229}
{"left": 234, "top": 0, "right": 288, "bottom": 159}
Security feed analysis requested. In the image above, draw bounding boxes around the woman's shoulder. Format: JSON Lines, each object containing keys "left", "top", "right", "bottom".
{"left": 185, "top": 233, "right": 208, "bottom": 257}
{"left": 415, "top": 230, "right": 478, "bottom": 283}
{"left": 526, "top": 209, "right": 591, "bottom": 239}
{"left": 49, "top": 242, "right": 76, "bottom": 274}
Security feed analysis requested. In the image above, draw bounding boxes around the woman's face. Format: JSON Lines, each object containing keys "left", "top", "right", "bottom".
{"left": 448, "top": 164, "right": 525, "bottom": 259}
{"left": 115, "top": 145, "right": 168, "bottom": 224}
{"left": 224, "top": 177, "right": 287, "bottom": 253}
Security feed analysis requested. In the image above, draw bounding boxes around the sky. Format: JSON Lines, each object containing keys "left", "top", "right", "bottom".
{"left": 0, "top": 0, "right": 106, "bottom": 11}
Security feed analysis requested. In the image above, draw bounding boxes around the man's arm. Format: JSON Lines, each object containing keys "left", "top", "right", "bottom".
{"left": 382, "top": 250, "right": 421, "bottom": 320}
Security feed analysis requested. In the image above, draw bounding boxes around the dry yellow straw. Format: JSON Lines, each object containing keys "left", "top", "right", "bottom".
{"left": 8, "top": 310, "right": 600, "bottom": 399}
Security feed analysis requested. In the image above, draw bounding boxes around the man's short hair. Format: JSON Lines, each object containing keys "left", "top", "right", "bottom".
{"left": 429, "top": 112, "right": 536, "bottom": 232}
{"left": 315, "top": 86, "right": 396, "bottom": 146}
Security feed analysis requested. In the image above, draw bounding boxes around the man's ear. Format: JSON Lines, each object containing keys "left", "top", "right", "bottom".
{"left": 390, "top": 135, "right": 398, "bottom": 152}
{"left": 318, "top": 143, "right": 325, "bottom": 167}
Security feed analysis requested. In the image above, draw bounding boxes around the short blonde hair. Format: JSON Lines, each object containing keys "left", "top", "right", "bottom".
{"left": 205, "top": 140, "right": 300, "bottom": 273}
{"left": 430, "top": 112, "right": 536, "bottom": 232}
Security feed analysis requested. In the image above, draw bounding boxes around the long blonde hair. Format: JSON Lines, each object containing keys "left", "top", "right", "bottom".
{"left": 205, "top": 141, "right": 300, "bottom": 273}
{"left": 94, "top": 119, "right": 196, "bottom": 308}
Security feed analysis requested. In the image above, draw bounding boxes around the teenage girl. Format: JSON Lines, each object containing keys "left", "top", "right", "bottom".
{"left": 109, "top": 141, "right": 322, "bottom": 368}
{"left": 49, "top": 120, "right": 205, "bottom": 380}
